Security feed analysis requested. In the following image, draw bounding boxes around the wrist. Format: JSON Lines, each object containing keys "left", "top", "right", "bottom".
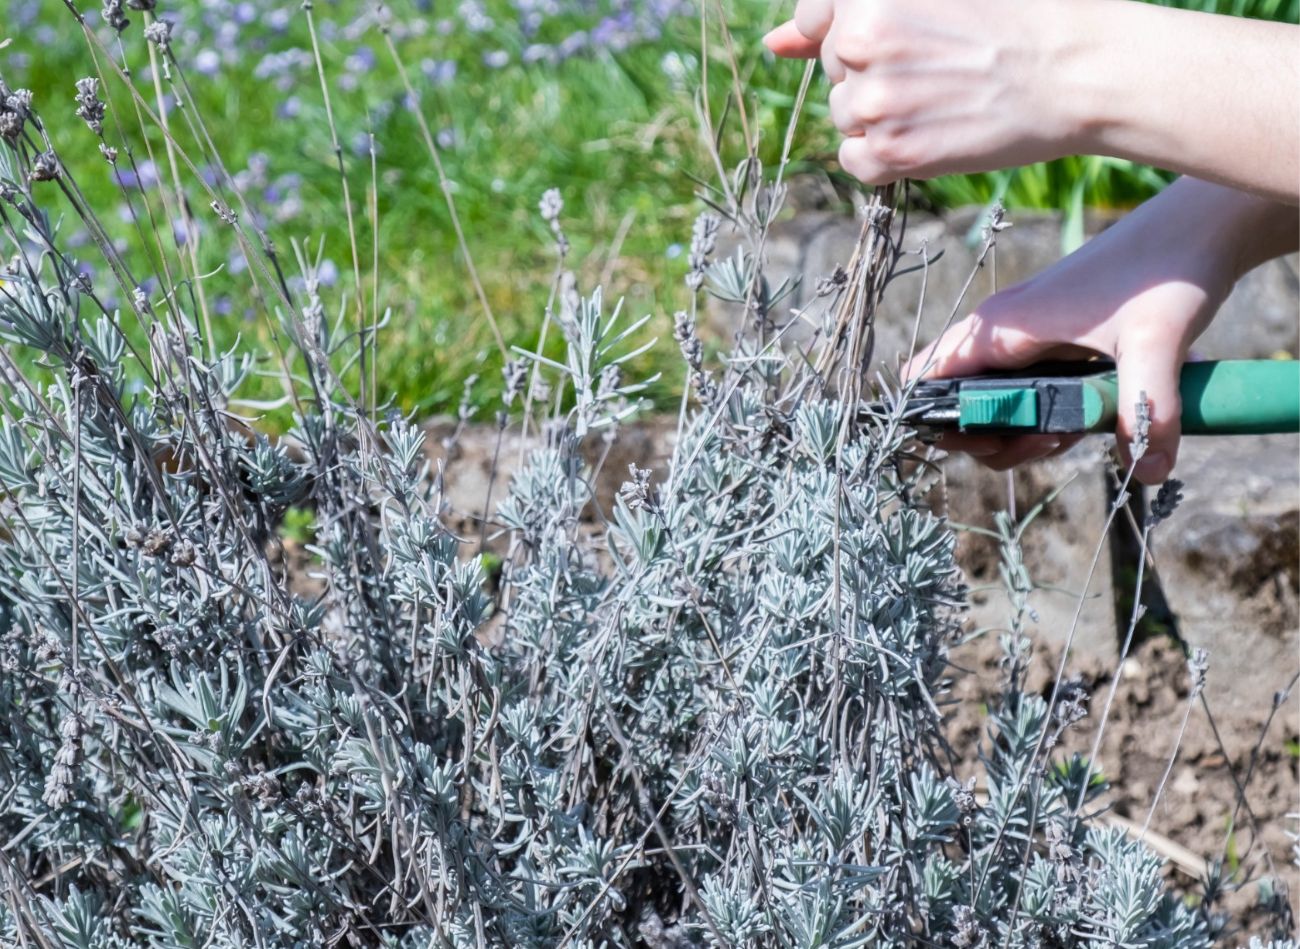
{"left": 1040, "top": 0, "right": 1131, "bottom": 155}
{"left": 1140, "top": 178, "right": 1297, "bottom": 298}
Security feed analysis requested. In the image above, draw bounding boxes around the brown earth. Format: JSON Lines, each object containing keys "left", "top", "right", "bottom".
{"left": 944, "top": 612, "right": 1299, "bottom": 937}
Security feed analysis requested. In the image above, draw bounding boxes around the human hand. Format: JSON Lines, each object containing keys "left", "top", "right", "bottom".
{"left": 763, "top": 0, "right": 1090, "bottom": 185}
{"left": 900, "top": 178, "right": 1300, "bottom": 485}
{"left": 764, "top": 0, "right": 1300, "bottom": 201}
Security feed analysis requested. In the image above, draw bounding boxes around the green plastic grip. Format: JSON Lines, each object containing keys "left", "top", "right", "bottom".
{"left": 1081, "top": 359, "right": 1300, "bottom": 434}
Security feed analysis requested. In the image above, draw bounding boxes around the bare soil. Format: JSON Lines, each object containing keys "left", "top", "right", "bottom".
{"left": 945, "top": 626, "right": 1299, "bottom": 938}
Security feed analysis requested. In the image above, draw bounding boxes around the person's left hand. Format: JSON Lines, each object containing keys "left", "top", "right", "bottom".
{"left": 763, "top": 0, "right": 1092, "bottom": 185}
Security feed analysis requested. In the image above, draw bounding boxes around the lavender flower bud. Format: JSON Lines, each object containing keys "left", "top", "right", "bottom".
{"left": 0, "top": 90, "right": 33, "bottom": 143}
{"left": 0, "top": 112, "right": 22, "bottom": 142}
{"left": 29, "top": 151, "right": 60, "bottom": 183}
{"left": 74, "top": 78, "right": 105, "bottom": 136}
{"left": 144, "top": 20, "right": 172, "bottom": 49}
{"left": 1130, "top": 393, "right": 1151, "bottom": 462}
{"left": 1187, "top": 647, "right": 1209, "bottom": 697}
{"left": 685, "top": 212, "right": 719, "bottom": 291}
{"left": 502, "top": 359, "right": 528, "bottom": 406}
{"left": 102, "top": 0, "right": 130, "bottom": 32}
{"left": 538, "top": 188, "right": 563, "bottom": 224}
{"left": 1146, "top": 478, "right": 1184, "bottom": 527}
{"left": 619, "top": 464, "right": 655, "bottom": 512}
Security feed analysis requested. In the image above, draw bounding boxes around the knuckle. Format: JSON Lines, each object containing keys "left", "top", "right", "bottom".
{"left": 832, "top": 14, "right": 888, "bottom": 66}
{"left": 794, "top": 0, "right": 832, "bottom": 36}
{"left": 867, "top": 124, "right": 919, "bottom": 172}
{"left": 837, "top": 138, "right": 878, "bottom": 181}
{"left": 852, "top": 85, "right": 890, "bottom": 125}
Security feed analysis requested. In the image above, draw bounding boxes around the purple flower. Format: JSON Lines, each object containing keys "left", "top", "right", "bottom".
{"left": 276, "top": 97, "right": 301, "bottom": 120}
{"left": 115, "top": 159, "right": 159, "bottom": 190}
{"left": 228, "top": 249, "right": 248, "bottom": 275}
{"left": 266, "top": 8, "right": 291, "bottom": 31}
{"left": 420, "top": 58, "right": 457, "bottom": 87}
{"left": 458, "top": 0, "right": 493, "bottom": 31}
{"left": 436, "top": 127, "right": 458, "bottom": 150}
{"left": 273, "top": 196, "right": 303, "bottom": 222}
{"left": 172, "top": 217, "right": 195, "bottom": 247}
{"left": 316, "top": 259, "right": 339, "bottom": 287}
{"left": 522, "top": 43, "right": 554, "bottom": 65}
{"left": 558, "top": 31, "right": 587, "bottom": 59}
{"left": 345, "top": 46, "right": 376, "bottom": 74}
{"left": 233, "top": 2, "right": 255, "bottom": 25}
{"left": 483, "top": 49, "right": 510, "bottom": 69}
{"left": 194, "top": 49, "right": 221, "bottom": 76}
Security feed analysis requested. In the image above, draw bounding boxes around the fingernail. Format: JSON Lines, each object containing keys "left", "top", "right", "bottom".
{"left": 1134, "top": 451, "right": 1169, "bottom": 484}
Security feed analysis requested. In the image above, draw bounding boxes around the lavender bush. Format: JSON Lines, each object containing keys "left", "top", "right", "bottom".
{"left": 0, "top": 10, "right": 1288, "bottom": 948}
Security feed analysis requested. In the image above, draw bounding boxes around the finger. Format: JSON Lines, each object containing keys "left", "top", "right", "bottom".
{"left": 900, "top": 315, "right": 1027, "bottom": 383}
{"left": 1115, "top": 333, "right": 1184, "bottom": 485}
{"left": 979, "top": 435, "right": 1064, "bottom": 472}
{"left": 838, "top": 134, "right": 894, "bottom": 186}
{"left": 820, "top": 21, "right": 847, "bottom": 83}
{"left": 930, "top": 428, "right": 1083, "bottom": 466}
{"left": 933, "top": 432, "right": 1012, "bottom": 458}
{"left": 1046, "top": 433, "right": 1085, "bottom": 458}
{"left": 793, "top": 0, "right": 834, "bottom": 46}
{"left": 828, "top": 73, "right": 885, "bottom": 137}
{"left": 763, "top": 20, "right": 821, "bottom": 58}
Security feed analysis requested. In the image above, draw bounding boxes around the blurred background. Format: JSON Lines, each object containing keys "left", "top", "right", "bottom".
{"left": 5, "top": 0, "right": 1296, "bottom": 417}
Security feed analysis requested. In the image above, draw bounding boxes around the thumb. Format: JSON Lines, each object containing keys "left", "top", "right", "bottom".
{"left": 763, "top": 20, "right": 822, "bottom": 58}
{"left": 1115, "top": 335, "right": 1184, "bottom": 485}
{"left": 900, "top": 311, "right": 1049, "bottom": 383}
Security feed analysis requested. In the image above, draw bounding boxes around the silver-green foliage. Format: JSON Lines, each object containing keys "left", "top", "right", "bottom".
{"left": 0, "top": 82, "right": 1216, "bottom": 947}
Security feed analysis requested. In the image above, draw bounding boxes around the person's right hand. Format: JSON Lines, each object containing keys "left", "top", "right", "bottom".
{"left": 900, "top": 178, "right": 1299, "bottom": 485}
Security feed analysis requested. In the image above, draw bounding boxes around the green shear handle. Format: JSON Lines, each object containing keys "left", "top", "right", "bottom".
{"left": 1082, "top": 359, "right": 1300, "bottom": 434}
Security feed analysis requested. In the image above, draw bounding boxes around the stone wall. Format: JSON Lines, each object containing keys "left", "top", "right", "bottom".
{"left": 706, "top": 204, "right": 1299, "bottom": 379}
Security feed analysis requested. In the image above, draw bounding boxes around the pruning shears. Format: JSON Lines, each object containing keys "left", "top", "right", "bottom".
{"left": 870, "top": 359, "right": 1300, "bottom": 436}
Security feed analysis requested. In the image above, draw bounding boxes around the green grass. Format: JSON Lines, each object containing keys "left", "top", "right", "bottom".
{"left": 9, "top": 0, "right": 1296, "bottom": 418}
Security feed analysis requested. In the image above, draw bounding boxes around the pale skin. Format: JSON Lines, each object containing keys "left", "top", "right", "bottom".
{"left": 765, "top": 0, "right": 1300, "bottom": 484}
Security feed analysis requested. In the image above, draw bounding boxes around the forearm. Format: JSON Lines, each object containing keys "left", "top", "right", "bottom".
{"left": 1130, "top": 177, "right": 1300, "bottom": 294}
{"left": 1057, "top": 1, "right": 1300, "bottom": 203}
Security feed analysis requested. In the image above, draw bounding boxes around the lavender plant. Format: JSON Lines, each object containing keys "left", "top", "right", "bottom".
{"left": 0, "top": 13, "right": 1270, "bottom": 949}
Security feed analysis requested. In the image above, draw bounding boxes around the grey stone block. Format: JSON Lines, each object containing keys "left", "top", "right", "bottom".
{"left": 932, "top": 441, "right": 1118, "bottom": 659}
{"left": 1152, "top": 433, "right": 1300, "bottom": 713}
{"left": 708, "top": 205, "right": 1300, "bottom": 378}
